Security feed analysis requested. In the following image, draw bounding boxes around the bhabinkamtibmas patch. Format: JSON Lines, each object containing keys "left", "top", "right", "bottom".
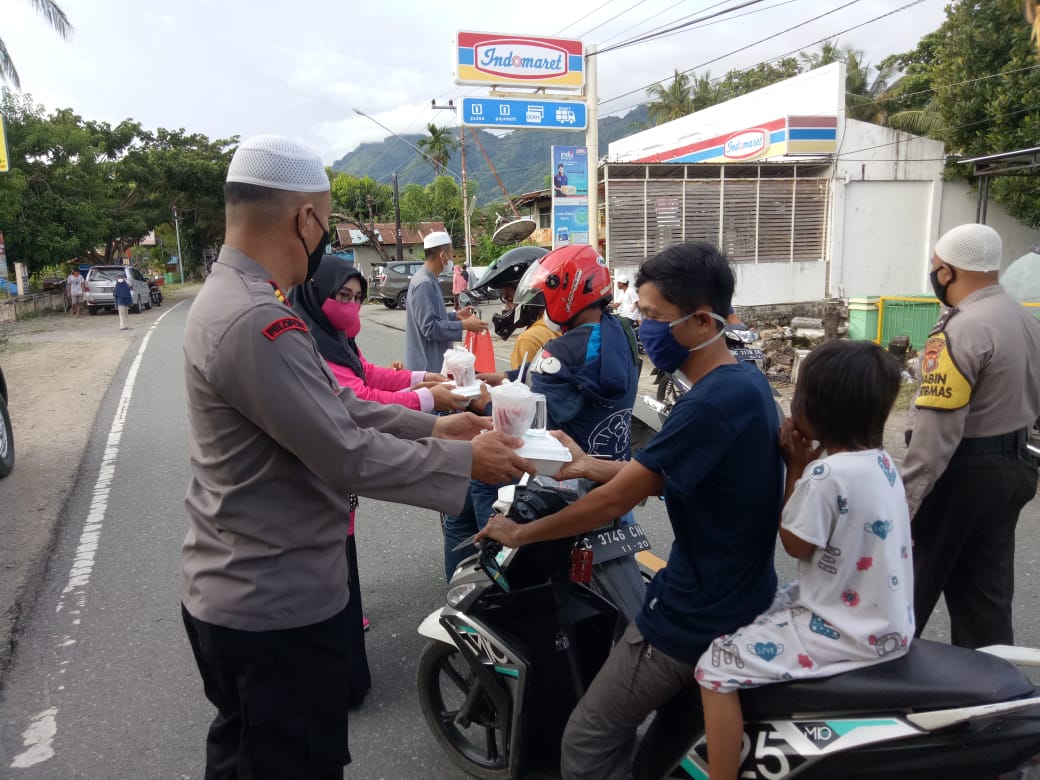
{"left": 915, "top": 333, "right": 971, "bottom": 410}
{"left": 262, "top": 317, "right": 308, "bottom": 341}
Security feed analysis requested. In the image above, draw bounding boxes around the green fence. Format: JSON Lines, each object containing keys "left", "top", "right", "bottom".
{"left": 851, "top": 295, "right": 1040, "bottom": 350}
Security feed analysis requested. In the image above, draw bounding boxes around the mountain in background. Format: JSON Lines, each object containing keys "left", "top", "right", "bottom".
{"left": 331, "top": 105, "right": 649, "bottom": 203}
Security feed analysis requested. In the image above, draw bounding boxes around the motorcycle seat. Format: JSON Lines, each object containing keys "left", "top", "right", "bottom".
{"left": 740, "top": 638, "right": 1035, "bottom": 717}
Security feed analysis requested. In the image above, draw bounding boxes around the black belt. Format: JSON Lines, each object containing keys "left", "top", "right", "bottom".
{"left": 956, "top": 429, "right": 1028, "bottom": 456}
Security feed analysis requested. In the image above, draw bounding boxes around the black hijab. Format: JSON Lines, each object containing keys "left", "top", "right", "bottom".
{"left": 291, "top": 254, "right": 369, "bottom": 381}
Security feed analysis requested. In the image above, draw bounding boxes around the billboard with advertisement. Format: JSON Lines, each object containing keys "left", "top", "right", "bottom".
{"left": 455, "top": 31, "right": 584, "bottom": 90}
{"left": 551, "top": 145, "right": 590, "bottom": 248}
{"left": 551, "top": 145, "right": 589, "bottom": 198}
{"left": 552, "top": 204, "right": 589, "bottom": 249}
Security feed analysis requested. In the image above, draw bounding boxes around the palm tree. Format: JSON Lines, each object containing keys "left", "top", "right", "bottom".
{"left": 646, "top": 69, "right": 695, "bottom": 125}
{"left": 1, "top": 0, "right": 73, "bottom": 89}
{"left": 800, "top": 41, "right": 895, "bottom": 124}
{"left": 416, "top": 123, "right": 457, "bottom": 176}
{"left": 690, "top": 71, "right": 724, "bottom": 111}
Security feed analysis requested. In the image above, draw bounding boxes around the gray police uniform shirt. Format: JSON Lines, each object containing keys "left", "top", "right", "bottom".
{"left": 182, "top": 247, "right": 472, "bottom": 632}
{"left": 404, "top": 266, "right": 462, "bottom": 372}
{"left": 903, "top": 284, "right": 1040, "bottom": 517}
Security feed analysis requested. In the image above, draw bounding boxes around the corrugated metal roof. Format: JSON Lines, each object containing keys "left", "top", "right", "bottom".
{"left": 334, "top": 221, "right": 447, "bottom": 247}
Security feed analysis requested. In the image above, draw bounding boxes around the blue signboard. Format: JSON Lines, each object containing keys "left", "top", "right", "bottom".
{"left": 461, "top": 97, "right": 587, "bottom": 130}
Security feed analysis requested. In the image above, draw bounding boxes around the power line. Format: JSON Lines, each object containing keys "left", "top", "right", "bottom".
{"left": 555, "top": 0, "right": 624, "bottom": 35}
{"left": 594, "top": 0, "right": 777, "bottom": 56}
{"left": 578, "top": 0, "right": 663, "bottom": 39}
{"left": 598, "top": 0, "right": 864, "bottom": 106}
{"left": 598, "top": 0, "right": 691, "bottom": 45}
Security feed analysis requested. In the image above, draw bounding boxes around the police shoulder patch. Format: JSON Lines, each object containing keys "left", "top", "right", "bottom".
{"left": 262, "top": 316, "right": 308, "bottom": 341}
{"left": 915, "top": 332, "right": 971, "bottom": 411}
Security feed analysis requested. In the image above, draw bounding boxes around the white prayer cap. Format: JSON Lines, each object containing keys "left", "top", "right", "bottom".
{"left": 226, "top": 135, "right": 329, "bottom": 193}
{"left": 616, "top": 273, "right": 630, "bottom": 284}
{"left": 934, "top": 223, "right": 1002, "bottom": 272}
{"left": 423, "top": 231, "right": 452, "bottom": 250}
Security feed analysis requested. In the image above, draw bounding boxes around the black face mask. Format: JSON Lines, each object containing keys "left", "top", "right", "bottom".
{"left": 492, "top": 310, "right": 518, "bottom": 340}
{"left": 929, "top": 265, "right": 955, "bottom": 307}
{"left": 301, "top": 215, "right": 329, "bottom": 282}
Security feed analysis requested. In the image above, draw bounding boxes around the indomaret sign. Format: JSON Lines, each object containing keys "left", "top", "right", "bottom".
{"left": 455, "top": 31, "right": 584, "bottom": 90}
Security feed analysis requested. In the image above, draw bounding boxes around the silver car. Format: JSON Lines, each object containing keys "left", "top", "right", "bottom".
{"left": 84, "top": 266, "right": 151, "bottom": 315}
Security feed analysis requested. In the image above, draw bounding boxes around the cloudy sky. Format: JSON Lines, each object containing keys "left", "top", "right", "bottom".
{"left": 8, "top": 0, "right": 950, "bottom": 165}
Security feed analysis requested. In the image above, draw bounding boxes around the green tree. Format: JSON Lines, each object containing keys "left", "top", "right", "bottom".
{"left": 416, "top": 123, "right": 457, "bottom": 176}
{"left": 1, "top": 0, "right": 73, "bottom": 89}
{"left": 330, "top": 173, "right": 395, "bottom": 262}
{"left": 0, "top": 90, "right": 233, "bottom": 275}
{"left": 646, "top": 69, "right": 694, "bottom": 125}
{"left": 717, "top": 58, "right": 803, "bottom": 100}
{"left": 889, "top": 1, "right": 1040, "bottom": 227}
{"left": 800, "top": 41, "right": 895, "bottom": 124}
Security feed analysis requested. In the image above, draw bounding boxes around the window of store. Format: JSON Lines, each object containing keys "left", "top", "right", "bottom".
{"left": 605, "top": 163, "right": 831, "bottom": 265}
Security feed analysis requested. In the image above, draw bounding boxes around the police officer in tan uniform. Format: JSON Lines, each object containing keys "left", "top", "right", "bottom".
{"left": 903, "top": 223, "right": 1040, "bottom": 649}
{"left": 180, "top": 135, "right": 533, "bottom": 779}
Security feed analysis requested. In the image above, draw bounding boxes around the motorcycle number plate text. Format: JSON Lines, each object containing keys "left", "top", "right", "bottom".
{"left": 585, "top": 523, "right": 651, "bottom": 564}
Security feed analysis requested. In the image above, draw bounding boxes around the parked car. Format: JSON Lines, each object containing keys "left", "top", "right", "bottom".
{"left": 369, "top": 261, "right": 454, "bottom": 309}
{"left": 84, "top": 266, "right": 151, "bottom": 315}
{"left": 0, "top": 365, "right": 13, "bottom": 478}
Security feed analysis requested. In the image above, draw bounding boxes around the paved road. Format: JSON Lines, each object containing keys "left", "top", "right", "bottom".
{"left": 0, "top": 301, "right": 1036, "bottom": 778}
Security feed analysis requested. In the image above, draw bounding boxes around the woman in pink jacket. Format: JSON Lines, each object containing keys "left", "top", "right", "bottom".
{"left": 291, "top": 255, "right": 467, "bottom": 709}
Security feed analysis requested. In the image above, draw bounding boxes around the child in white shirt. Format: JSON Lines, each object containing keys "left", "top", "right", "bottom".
{"left": 697, "top": 339, "right": 913, "bottom": 779}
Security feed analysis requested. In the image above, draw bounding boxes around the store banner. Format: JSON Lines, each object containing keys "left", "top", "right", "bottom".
{"left": 551, "top": 145, "right": 589, "bottom": 248}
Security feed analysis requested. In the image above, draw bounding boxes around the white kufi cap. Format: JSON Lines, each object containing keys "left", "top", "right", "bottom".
{"left": 423, "top": 231, "right": 452, "bottom": 250}
{"left": 934, "top": 223, "right": 1002, "bottom": 272}
{"left": 226, "top": 135, "right": 329, "bottom": 193}
{"left": 616, "top": 273, "right": 630, "bottom": 284}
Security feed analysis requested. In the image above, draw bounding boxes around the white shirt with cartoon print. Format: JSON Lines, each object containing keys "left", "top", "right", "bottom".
{"left": 696, "top": 449, "right": 914, "bottom": 693}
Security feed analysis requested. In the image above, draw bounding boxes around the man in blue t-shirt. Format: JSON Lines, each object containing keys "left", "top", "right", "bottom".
{"left": 478, "top": 242, "right": 783, "bottom": 780}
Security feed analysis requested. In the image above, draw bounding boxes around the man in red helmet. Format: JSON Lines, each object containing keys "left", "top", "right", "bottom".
{"left": 444, "top": 245, "right": 642, "bottom": 581}
{"left": 514, "top": 244, "right": 641, "bottom": 458}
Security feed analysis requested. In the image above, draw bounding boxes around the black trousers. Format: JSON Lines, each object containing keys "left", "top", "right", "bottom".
{"left": 912, "top": 439, "right": 1038, "bottom": 649}
{"left": 345, "top": 535, "right": 371, "bottom": 708}
{"left": 182, "top": 604, "right": 352, "bottom": 780}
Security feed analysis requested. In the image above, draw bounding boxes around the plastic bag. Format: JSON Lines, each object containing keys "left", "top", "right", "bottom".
{"left": 463, "top": 329, "right": 496, "bottom": 373}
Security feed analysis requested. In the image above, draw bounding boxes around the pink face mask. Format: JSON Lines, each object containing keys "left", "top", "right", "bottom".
{"left": 321, "top": 299, "right": 362, "bottom": 338}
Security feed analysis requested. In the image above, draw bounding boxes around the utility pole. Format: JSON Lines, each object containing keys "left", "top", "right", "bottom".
{"left": 172, "top": 205, "right": 185, "bottom": 284}
{"left": 392, "top": 172, "right": 403, "bottom": 262}
{"left": 586, "top": 42, "right": 599, "bottom": 255}
{"left": 433, "top": 99, "right": 471, "bottom": 271}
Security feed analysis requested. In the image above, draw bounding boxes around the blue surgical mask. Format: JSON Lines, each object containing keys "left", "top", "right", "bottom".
{"left": 640, "top": 312, "right": 727, "bottom": 373}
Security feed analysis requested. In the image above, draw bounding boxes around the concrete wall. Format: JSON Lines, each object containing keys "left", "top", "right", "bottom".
{"left": 0, "top": 292, "right": 67, "bottom": 323}
{"left": 939, "top": 183, "right": 1040, "bottom": 274}
{"left": 734, "top": 261, "right": 828, "bottom": 307}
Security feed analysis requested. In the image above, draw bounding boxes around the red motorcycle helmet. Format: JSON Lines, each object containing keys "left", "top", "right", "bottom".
{"left": 514, "top": 245, "right": 613, "bottom": 326}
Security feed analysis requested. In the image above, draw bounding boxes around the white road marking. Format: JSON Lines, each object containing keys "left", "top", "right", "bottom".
{"left": 11, "top": 303, "right": 184, "bottom": 769}
{"left": 10, "top": 708, "right": 57, "bottom": 769}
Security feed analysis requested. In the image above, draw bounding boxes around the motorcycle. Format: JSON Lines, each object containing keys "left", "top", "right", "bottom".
{"left": 148, "top": 280, "right": 163, "bottom": 307}
{"left": 418, "top": 476, "right": 651, "bottom": 779}
{"left": 418, "top": 480, "right": 1040, "bottom": 780}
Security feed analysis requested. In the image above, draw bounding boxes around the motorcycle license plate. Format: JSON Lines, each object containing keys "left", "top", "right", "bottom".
{"left": 731, "top": 348, "right": 765, "bottom": 362}
{"left": 584, "top": 523, "right": 651, "bottom": 564}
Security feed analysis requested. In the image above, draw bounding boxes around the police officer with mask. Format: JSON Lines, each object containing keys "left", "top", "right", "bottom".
{"left": 903, "top": 223, "right": 1040, "bottom": 649}
{"left": 180, "top": 135, "right": 533, "bottom": 778}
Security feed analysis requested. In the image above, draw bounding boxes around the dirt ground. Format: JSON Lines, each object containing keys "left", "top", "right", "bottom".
{"left": 0, "top": 288, "right": 199, "bottom": 679}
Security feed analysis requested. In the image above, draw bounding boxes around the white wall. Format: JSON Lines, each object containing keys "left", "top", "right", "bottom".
{"left": 938, "top": 183, "right": 1040, "bottom": 274}
{"left": 835, "top": 181, "right": 934, "bottom": 297}
{"left": 733, "top": 261, "right": 828, "bottom": 306}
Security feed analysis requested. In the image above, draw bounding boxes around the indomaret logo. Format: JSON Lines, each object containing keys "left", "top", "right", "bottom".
{"left": 475, "top": 40, "right": 567, "bottom": 80}
{"left": 723, "top": 128, "right": 768, "bottom": 160}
